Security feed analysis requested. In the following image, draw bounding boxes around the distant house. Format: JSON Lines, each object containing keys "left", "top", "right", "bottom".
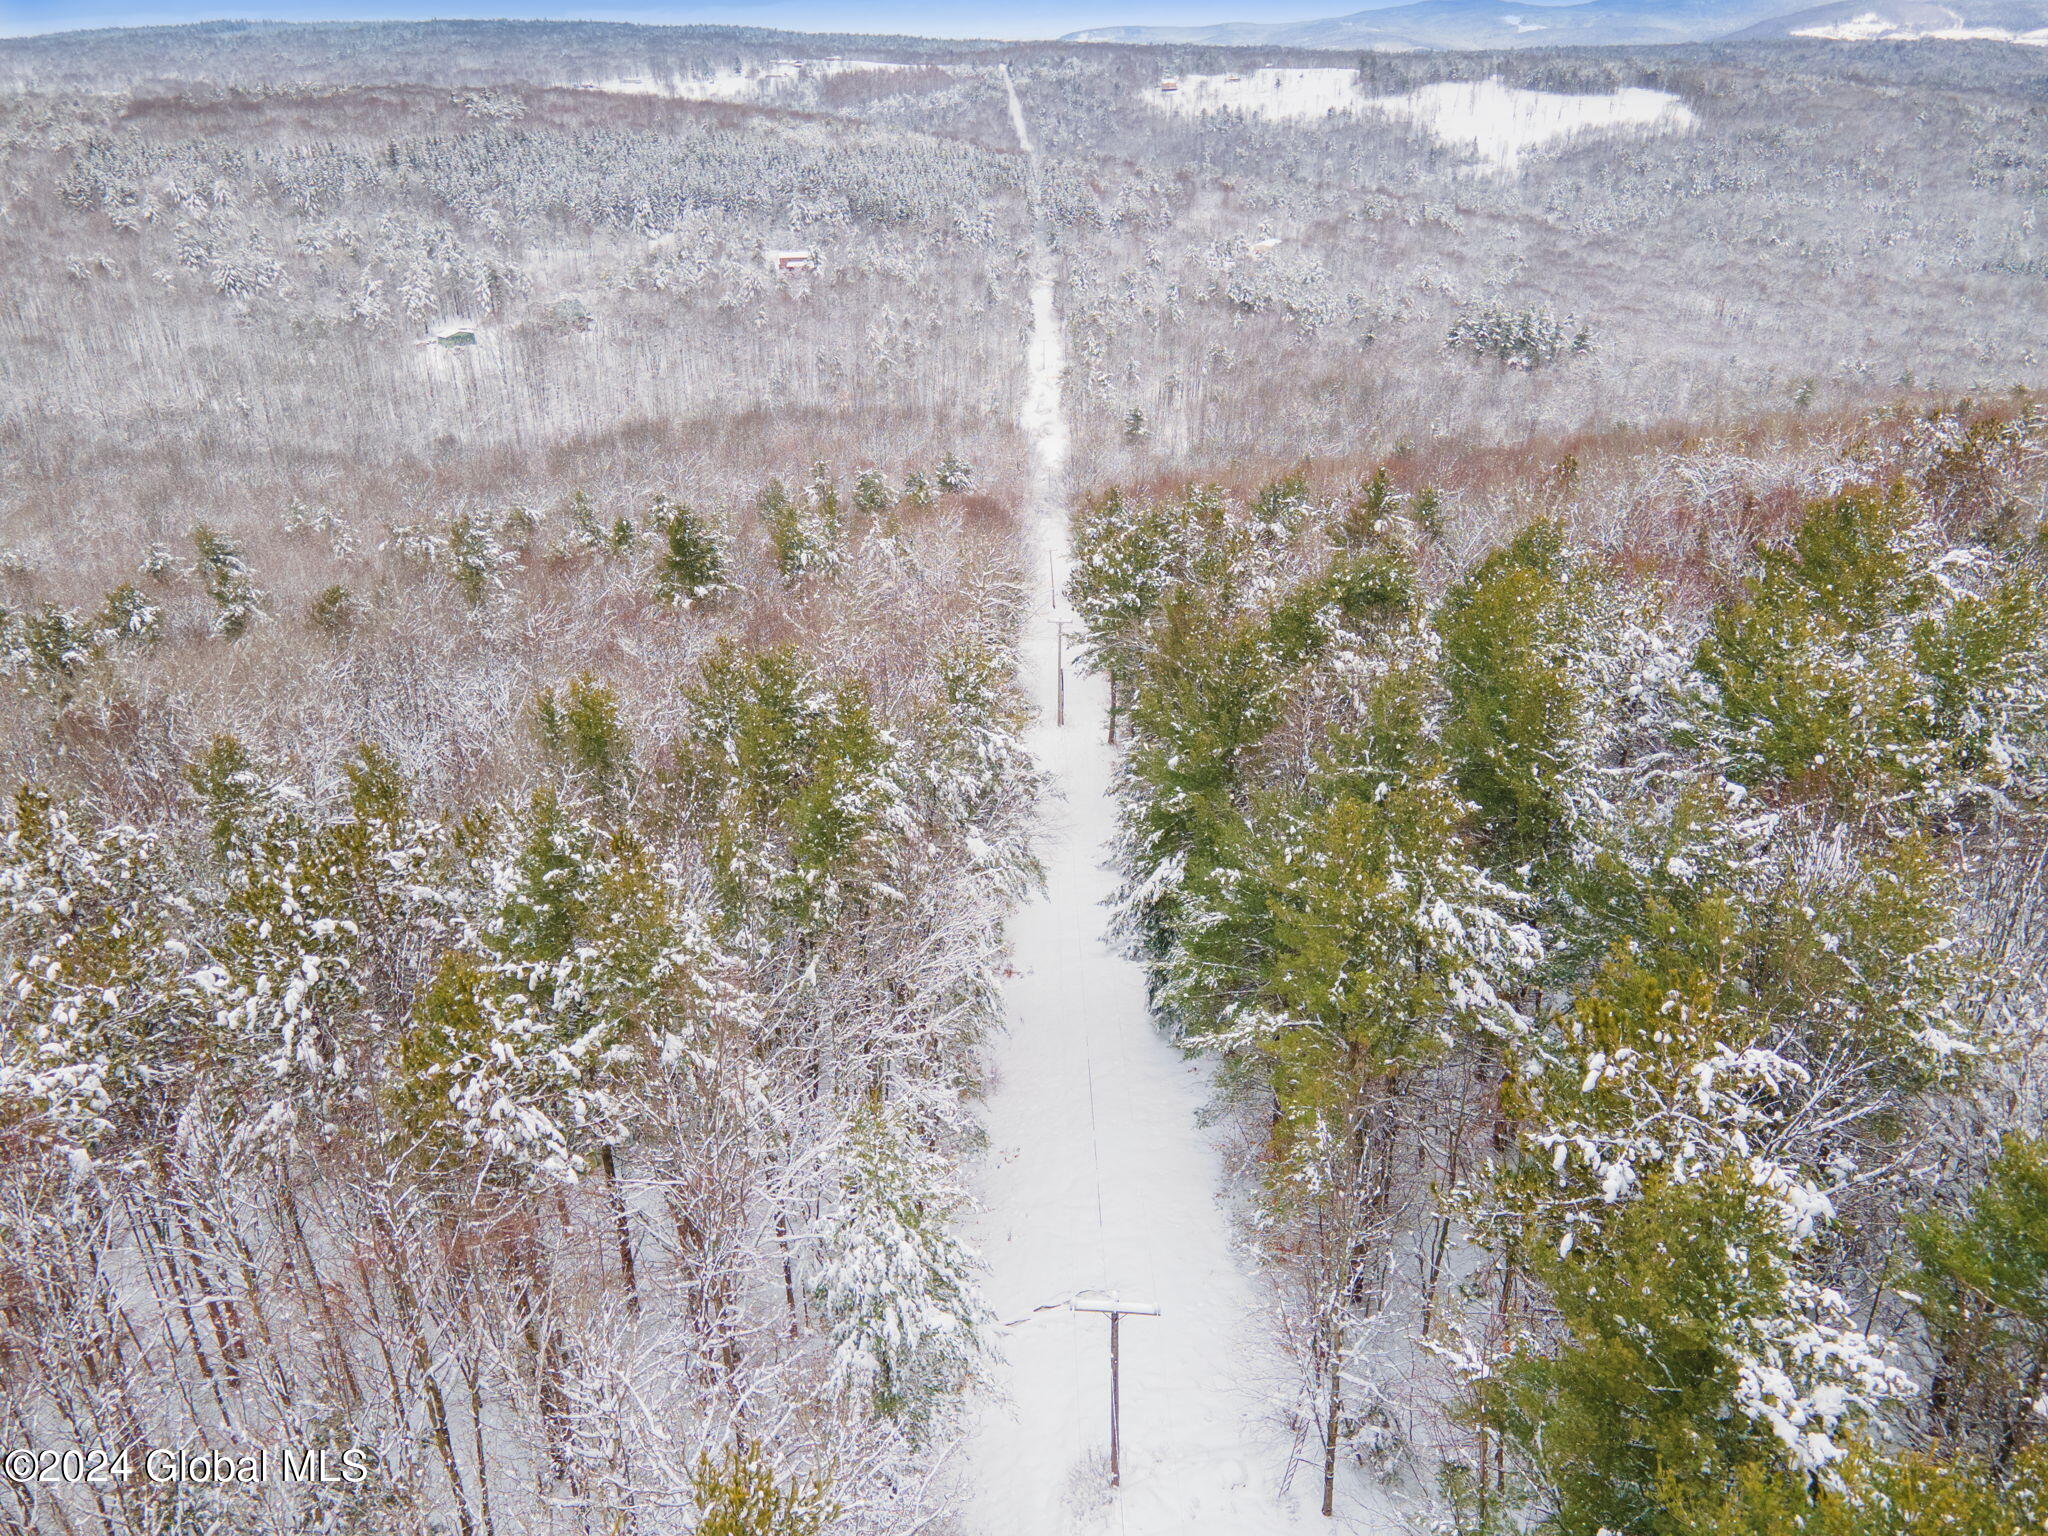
{"left": 417, "top": 325, "right": 478, "bottom": 348}
{"left": 1159, "top": 78, "right": 1181, "bottom": 93}
{"left": 765, "top": 249, "right": 818, "bottom": 274}
{"left": 1249, "top": 237, "right": 1283, "bottom": 256}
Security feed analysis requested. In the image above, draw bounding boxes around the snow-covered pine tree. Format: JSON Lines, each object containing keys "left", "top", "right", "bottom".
{"left": 1690, "top": 484, "right": 2048, "bottom": 821}
{"left": 190, "top": 523, "right": 263, "bottom": 637}
{"left": 689, "top": 1443, "right": 838, "bottom": 1536}
{"left": 188, "top": 740, "right": 441, "bottom": 1149}
{"left": 1481, "top": 950, "right": 1914, "bottom": 1535}
{"left": 649, "top": 496, "right": 729, "bottom": 606}
{"left": 0, "top": 788, "right": 185, "bottom": 1160}
{"left": 812, "top": 1097, "right": 989, "bottom": 1429}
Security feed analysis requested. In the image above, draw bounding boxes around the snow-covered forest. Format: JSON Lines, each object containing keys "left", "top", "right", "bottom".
{"left": 0, "top": 461, "right": 1043, "bottom": 1534}
{"left": 1, "top": 16, "right": 2045, "bottom": 1535}
{"left": 1070, "top": 400, "right": 2048, "bottom": 1532}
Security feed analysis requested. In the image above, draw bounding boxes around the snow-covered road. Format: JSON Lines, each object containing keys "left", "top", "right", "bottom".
{"left": 954, "top": 71, "right": 1333, "bottom": 1536}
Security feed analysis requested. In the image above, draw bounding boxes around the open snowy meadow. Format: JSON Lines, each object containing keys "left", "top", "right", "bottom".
{"left": 1141, "top": 71, "right": 1697, "bottom": 171}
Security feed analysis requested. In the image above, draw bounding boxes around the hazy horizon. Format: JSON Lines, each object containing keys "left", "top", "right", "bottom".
{"left": 0, "top": 0, "right": 1382, "bottom": 42}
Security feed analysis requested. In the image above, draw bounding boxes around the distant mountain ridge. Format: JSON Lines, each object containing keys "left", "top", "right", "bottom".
{"left": 0, "top": 18, "right": 998, "bottom": 91}
{"left": 1066, "top": 0, "right": 2046, "bottom": 48}
{"left": 1728, "top": 0, "right": 2048, "bottom": 40}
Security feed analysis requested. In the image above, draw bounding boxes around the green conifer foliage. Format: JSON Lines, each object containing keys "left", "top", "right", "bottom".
{"left": 1489, "top": 957, "right": 1910, "bottom": 1536}
{"left": 1435, "top": 520, "right": 1592, "bottom": 869}
{"left": 1908, "top": 1134, "right": 2048, "bottom": 1471}
{"left": 1066, "top": 487, "right": 1184, "bottom": 709}
{"left": 673, "top": 643, "right": 903, "bottom": 935}
{"left": 852, "top": 469, "right": 892, "bottom": 519}
{"left": 533, "top": 674, "right": 634, "bottom": 811}
{"left": 688, "top": 1443, "right": 838, "bottom": 1536}
{"left": 185, "top": 732, "right": 277, "bottom": 855}
{"left": 933, "top": 453, "right": 972, "bottom": 493}
{"left": 445, "top": 512, "right": 513, "bottom": 607}
{"left": 1693, "top": 485, "right": 2048, "bottom": 814}
{"left": 0, "top": 603, "right": 105, "bottom": 704}
{"left": 307, "top": 582, "right": 362, "bottom": 635}
{"left": 650, "top": 497, "right": 729, "bottom": 606}
{"left": 813, "top": 1098, "right": 988, "bottom": 1428}
{"left": 761, "top": 477, "right": 840, "bottom": 580}
{"left": 0, "top": 788, "right": 183, "bottom": 1157}
{"left": 390, "top": 792, "right": 726, "bottom": 1183}
{"left": 558, "top": 488, "right": 608, "bottom": 555}
{"left": 191, "top": 524, "right": 262, "bottom": 637}
{"left": 96, "top": 582, "right": 161, "bottom": 643}
{"left": 200, "top": 743, "right": 438, "bottom": 1144}
{"left": 1665, "top": 1445, "right": 2048, "bottom": 1536}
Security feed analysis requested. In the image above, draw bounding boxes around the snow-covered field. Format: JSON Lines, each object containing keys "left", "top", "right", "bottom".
{"left": 1144, "top": 72, "right": 1697, "bottom": 172}
{"left": 1790, "top": 10, "right": 2048, "bottom": 40}
{"left": 577, "top": 58, "right": 925, "bottom": 100}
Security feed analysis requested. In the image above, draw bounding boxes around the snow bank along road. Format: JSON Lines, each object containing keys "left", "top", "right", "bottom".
{"left": 955, "top": 71, "right": 1339, "bottom": 1534}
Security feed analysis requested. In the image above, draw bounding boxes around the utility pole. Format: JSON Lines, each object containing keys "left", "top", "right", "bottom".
{"left": 1048, "top": 552, "right": 1077, "bottom": 730}
{"left": 1070, "top": 1291, "right": 1158, "bottom": 1486}
{"left": 1055, "top": 614, "right": 1067, "bottom": 727}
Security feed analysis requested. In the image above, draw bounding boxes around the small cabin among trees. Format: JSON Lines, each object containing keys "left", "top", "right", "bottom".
{"left": 766, "top": 249, "right": 819, "bottom": 274}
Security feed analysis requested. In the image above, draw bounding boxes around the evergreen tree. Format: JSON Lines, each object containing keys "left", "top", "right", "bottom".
{"left": 688, "top": 1443, "right": 838, "bottom": 1536}
{"left": 0, "top": 788, "right": 184, "bottom": 1159}
{"left": 391, "top": 792, "right": 729, "bottom": 1189}
{"left": 185, "top": 731, "right": 281, "bottom": 855}
{"left": 557, "top": 488, "right": 609, "bottom": 556}
{"left": 0, "top": 603, "right": 105, "bottom": 704}
{"left": 533, "top": 674, "right": 634, "bottom": 812}
{"left": 445, "top": 512, "right": 514, "bottom": 607}
{"left": 933, "top": 453, "right": 972, "bottom": 493}
{"left": 851, "top": 469, "right": 892, "bottom": 519}
{"left": 96, "top": 582, "right": 161, "bottom": 643}
{"left": 307, "top": 582, "right": 363, "bottom": 635}
{"left": 673, "top": 643, "right": 905, "bottom": 936}
{"left": 650, "top": 497, "right": 729, "bottom": 606}
{"left": 1667, "top": 1444, "right": 2048, "bottom": 1536}
{"left": 191, "top": 524, "right": 262, "bottom": 637}
{"left": 761, "top": 476, "right": 840, "bottom": 581}
{"left": 1435, "top": 520, "right": 1595, "bottom": 870}
{"left": 1484, "top": 954, "right": 1911, "bottom": 1535}
{"left": 813, "top": 1098, "right": 988, "bottom": 1427}
{"left": 1908, "top": 1133, "right": 2048, "bottom": 1471}
{"left": 1691, "top": 484, "right": 2048, "bottom": 817}
{"left": 1066, "top": 487, "right": 1186, "bottom": 732}
{"left": 195, "top": 742, "right": 439, "bottom": 1147}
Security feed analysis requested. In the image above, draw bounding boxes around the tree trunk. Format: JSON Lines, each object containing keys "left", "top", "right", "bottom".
{"left": 1321, "top": 1320, "right": 1342, "bottom": 1518}
{"left": 600, "top": 1144, "right": 639, "bottom": 1317}
{"left": 421, "top": 1366, "right": 477, "bottom": 1536}
{"left": 776, "top": 1208, "right": 800, "bottom": 1335}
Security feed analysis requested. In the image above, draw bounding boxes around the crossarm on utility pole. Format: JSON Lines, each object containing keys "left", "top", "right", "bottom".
{"left": 1069, "top": 1292, "right": 1159, "bottom": 1487}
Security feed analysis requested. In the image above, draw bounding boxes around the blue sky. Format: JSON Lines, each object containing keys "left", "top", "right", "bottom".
{"left": 0, "top": 0, "right": 1362, "bottom": 41}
